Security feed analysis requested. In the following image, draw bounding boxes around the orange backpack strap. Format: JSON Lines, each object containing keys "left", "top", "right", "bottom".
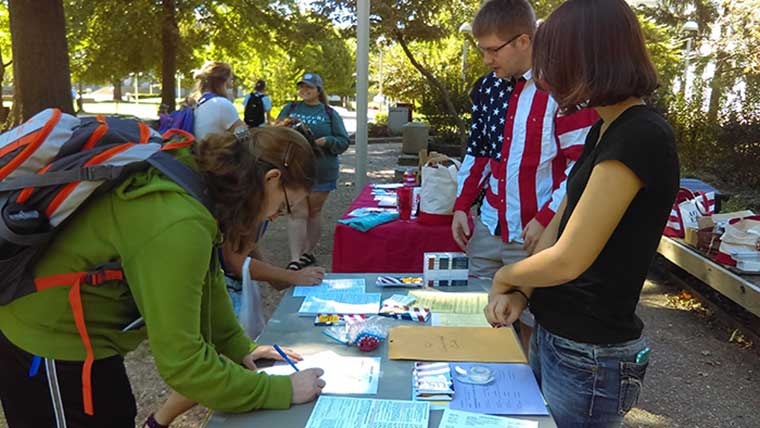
{"left": 34, "top": 266, "right": 124, "bottom": 416}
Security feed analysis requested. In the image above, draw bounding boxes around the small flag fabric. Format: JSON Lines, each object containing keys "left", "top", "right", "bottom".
{"left": 379, "top": 304, "right": 431, "bottom": 323}
{"left": 313, "top": 313, "right": 367, "bottom": 326}
{"left": 376, "top": 275, "right": 424, "bottom": 287}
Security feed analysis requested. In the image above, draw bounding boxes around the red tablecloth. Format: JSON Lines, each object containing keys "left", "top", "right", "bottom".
{"left": 332, "top": 184, "right": 470, "bottom": 273}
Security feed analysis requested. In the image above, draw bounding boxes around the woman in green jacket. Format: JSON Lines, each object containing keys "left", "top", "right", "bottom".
{"left": 0, "top": 127, "right": 325, "bottom": 427}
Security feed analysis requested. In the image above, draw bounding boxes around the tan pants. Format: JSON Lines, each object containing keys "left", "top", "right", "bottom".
{"left": 466, "top": 217, "right": 535, "bottom": 327}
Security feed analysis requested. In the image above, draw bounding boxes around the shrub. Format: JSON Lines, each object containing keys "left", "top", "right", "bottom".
{"left": 661, "top": 95, "right": 760, "bottom": 192}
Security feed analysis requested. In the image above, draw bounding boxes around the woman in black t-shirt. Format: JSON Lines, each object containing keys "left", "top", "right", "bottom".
{"left": 483, "top": 1, "right": 679, "bottom": 426}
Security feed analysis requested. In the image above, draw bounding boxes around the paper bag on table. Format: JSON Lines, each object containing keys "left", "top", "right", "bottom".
{"left": 388, "top": 326, "right": 526, "bottom": 363}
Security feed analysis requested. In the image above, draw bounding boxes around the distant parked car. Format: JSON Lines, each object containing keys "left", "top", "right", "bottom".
{"left": 83, "top": 87, "right": 115, "bottom": 102}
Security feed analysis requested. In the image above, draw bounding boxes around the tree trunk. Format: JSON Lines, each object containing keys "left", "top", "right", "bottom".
{"left": 112, "top": 77, "right": 123, "bottom": 101}
{"left": 706, "top": 49, "right": 727, "bottom": 124}
{"left": 161, "top": 0, "right": 178, "bottom": 112}
{"left": 395, "top": 31, "right": 467, "bottom": 145}
{"left": 0, "top": 51, "right": 10, "bottom": 126}
{"left": 8, "top": 0, "right": 74, "bottom": 120}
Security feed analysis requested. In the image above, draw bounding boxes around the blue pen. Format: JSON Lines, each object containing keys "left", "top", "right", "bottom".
{"left": 273, "top": 344, "right": 299, "bottom": 372}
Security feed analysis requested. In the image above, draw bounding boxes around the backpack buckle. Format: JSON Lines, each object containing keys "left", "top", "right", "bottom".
{"left": 83, "top": 268, "right": 123, "bottom": 286}
{"left": 84, "top": 270, "right": 106, "bottom": 285}
{"left": 82, "top": 165, "right": 123, "bottom": 182}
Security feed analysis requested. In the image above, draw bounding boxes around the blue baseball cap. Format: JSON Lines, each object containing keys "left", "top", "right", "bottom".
{"left": 298, "top": 73, "right": 323, "bottom": 90}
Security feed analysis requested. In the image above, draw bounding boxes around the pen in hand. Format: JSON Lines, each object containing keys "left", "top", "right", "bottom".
{"left": 273, "top": 344, "right": 300, "bottom": 372}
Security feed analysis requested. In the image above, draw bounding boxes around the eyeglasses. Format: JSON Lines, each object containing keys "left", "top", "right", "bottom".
{"left": 478, "top": 33, "right": 524, "bottom": 55}
{"left": 281, "top": 183, "right": 292, "bottom": 215}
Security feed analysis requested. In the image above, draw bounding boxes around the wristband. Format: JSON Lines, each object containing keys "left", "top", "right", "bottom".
{"left": 505, "top": 288, "right": 529, "bottom": 302}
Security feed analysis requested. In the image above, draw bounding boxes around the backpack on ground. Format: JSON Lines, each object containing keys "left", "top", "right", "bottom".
{"left": 158, "top": 92, "right": 219, "bottom": 134}
{"left": 0, "top": 108, "right": 213, "bottom": 416}
{"left": 243, "top": 92, "right": 266, "bottom": 128}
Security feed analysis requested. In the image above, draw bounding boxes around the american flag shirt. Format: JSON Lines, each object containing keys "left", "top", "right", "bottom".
{"left": 454, "top": 70, "right": 598, "bottom": 243}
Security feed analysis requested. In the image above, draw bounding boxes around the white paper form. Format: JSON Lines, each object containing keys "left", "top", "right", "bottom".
{"left": 430, "top": 312, "right": 490, "bottom": 327}
{"left": 293, "top": 278, "right": 367, "bottom": 297}
{"left": 439, "top": 409, "right": 538, "bottom": 428}
{"left": 449, "top": 363, "right": 549, "bottom": 415}
{"left": 297, "top": 292, "right": 382, "bottom": 316}
{"left": 261, "top": 350, "right": 381, "bottom": 395}
{"left": 305, "top": 396, "right": 430, "bottom": 428}
{"left": 371, "top": 183, "right": 404, "bottom": 189}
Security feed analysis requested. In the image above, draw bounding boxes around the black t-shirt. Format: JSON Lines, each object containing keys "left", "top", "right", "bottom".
{"left": 529, "top": 105, "right": 679, "bottom": 344}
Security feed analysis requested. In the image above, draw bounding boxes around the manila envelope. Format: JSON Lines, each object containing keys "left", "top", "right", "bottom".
{"left": 388, "top": 326, "right": 527, "bottom": 363}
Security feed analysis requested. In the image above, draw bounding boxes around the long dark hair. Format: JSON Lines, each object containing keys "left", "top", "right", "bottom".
{"left": 194, "top": 127, "right": 316, "bottom": 252}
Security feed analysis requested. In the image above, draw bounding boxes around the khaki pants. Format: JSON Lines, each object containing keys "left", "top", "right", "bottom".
{"left": 467, "top": 217, "right": 535, "bottom": 327}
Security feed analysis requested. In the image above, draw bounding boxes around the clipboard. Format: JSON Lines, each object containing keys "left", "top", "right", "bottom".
{"left": 388, "top": 326, "right": 527, "bottom": 363}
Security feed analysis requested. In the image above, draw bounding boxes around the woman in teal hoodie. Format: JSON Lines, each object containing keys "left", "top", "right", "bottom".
{"left": 277, "top": 73, "right": 350, "bottom": 271}
{"left": 0, "top": 127, "right": 326, "bottom": 427}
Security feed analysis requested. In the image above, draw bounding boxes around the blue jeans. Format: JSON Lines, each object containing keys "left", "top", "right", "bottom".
{"left": 529, "top": 324, "right": 649, "bottom": 428}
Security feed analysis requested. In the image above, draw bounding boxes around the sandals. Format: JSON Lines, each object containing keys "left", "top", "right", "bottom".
{"left": 299, "top": 253, "right": 317, "bottom": 267}
{"left": 286, "top": 253, "right": 318, "bottom": 271}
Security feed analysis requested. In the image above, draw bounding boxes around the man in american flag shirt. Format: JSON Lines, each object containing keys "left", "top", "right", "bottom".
{"left": 451, "top": 0, "right": 597, "bottom": 349}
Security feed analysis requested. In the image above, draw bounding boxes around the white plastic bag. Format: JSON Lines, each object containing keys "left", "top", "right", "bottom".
{"left": 419, "top": 156, "right": 461, "bottom": 224}
{"left": 239, "top": 256, "right": 266, "bottom": 340}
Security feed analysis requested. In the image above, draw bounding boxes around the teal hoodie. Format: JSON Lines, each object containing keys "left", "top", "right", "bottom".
{"left": 278, "top": 102, "right": 350, "bottom": 184}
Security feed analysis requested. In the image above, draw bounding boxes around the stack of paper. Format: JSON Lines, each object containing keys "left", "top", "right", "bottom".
{"left": 371, "top": 183, "right": 404, "bottom": 190}
{"left": 450, "top": 363, "right": 549, "bottom": 415}
{"left": 305, "top": 396, "right": 429, "bottom": 428}
{"left": 297, "top": 292, "right": 382, "bottom": 316}
{"left": 262, "top": 350, "right": 381, "bottom": 395}
{"left": 408, "top": 290, "right": 488, "bottom": 314}
{"left": 431, "top": 312, "right": 491, "bottom": 327}
{"left": 293, "top": 278, "right": 366, "bottom": 297}
{"left": 439, "top": 409, "right": 538, "bottom": 428}
{"left": 413, "top": 362, "right": 455, "bottom": 401}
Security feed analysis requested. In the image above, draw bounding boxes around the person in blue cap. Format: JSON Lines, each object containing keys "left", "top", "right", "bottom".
{"left": 277, "top": 72, "right": 350, "bottom": 271}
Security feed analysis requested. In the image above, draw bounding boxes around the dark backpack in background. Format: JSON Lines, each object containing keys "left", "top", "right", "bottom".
{"left": 243, "top": 92, "right": 266, "bottom": 128}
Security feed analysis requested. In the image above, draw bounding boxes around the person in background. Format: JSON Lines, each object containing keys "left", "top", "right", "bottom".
{"left": 277, "top": 72, "right": 350, "bottom": 271}
{"left": 191, "top": 61, "right": 246, "bottom": 141}
{"left": 451, "top": 0, "right": 597, "bottom": 351}
{"left": 484, "top": 0, "right": 679, "bottom": 426}
{"left": 243, "top": 79, "right": 273, "bottom": 128}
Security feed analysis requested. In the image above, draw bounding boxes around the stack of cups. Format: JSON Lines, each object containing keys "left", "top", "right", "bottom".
{"left": 396, "top": 186, "right": 412, "bottom": 221}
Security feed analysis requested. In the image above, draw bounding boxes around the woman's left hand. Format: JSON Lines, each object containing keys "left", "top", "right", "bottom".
{"left": 250, "top": 345, "right": 303, "bottom": 364}
{"left": 314, "top": 137, "right": 327, "bottom": 146}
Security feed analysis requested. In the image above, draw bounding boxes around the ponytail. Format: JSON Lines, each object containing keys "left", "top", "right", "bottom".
{"left": 194, "top": 127, "right": 316, "bottom": 252}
